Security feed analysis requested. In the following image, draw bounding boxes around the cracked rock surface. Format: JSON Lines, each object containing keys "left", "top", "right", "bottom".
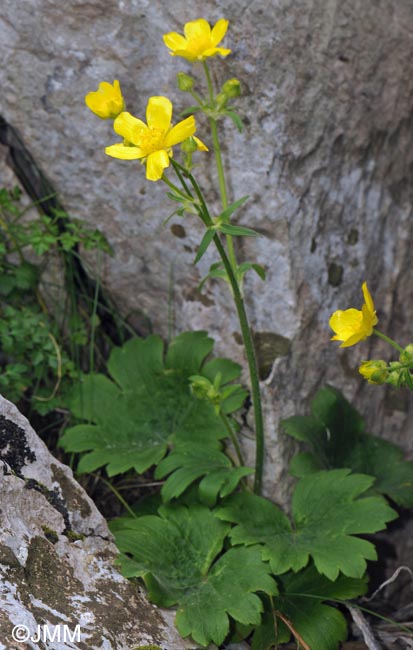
{"left": 0, "top": 395, "right": 191, "bottom": 650}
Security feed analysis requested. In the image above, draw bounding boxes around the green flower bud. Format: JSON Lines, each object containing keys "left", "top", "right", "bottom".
{"left": 400, "top": 343, "right": 413, "bottom": 363}
{"left": 221, "top": 78, "right": 241, "bottom": 98}
{"left": 359, "top": 360, "right": 388, "bottom": 384}
{"left": 386, "top": 370, "right": 401, "bottom": 387}
{"left": 177, "top": 72, "right": 194, "bottom": 92}
{"left": 181, "top": 136, "right": 198, "bottom": 154}
{"left": 215, "top": 91, "right": 228, "bottom": 109}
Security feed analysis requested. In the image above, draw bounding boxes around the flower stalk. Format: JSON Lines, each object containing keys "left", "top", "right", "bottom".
{"left": 203, "top": 61, "right": 238, "bottom": 273}
{"left": 169, "top": 161, "right": 265, "bottom": 494}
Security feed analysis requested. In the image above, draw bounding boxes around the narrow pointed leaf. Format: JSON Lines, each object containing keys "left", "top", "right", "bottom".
{"left": 218, "top": 195, "right": 249, "bottom": 222}
{"left": 219, "top": 223, "right": 258, "bottom": 237}
{"left": 225, "top": 109, "right": 244, "bottom": 132}
{"left": 194, "top": 228, "right": 215, "bottom": 263}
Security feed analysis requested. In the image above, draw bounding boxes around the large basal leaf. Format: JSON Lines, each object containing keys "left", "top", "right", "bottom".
{"left": 155, "top": 444, "right": 253, "bottom": 505}
{"left": 216, "top": 469, "right": 397, "bottom": 580}
{"left": 112, "top": 504, "right": 277, "bottom": 647}
{"left": 283, "top": 385, "right": 413, "bottom": 506}
{"left": 60, "top": 332, "right": 246, "bottom": 476}
{"left": 252, "top": 565, "right": 367, "bottom": 650}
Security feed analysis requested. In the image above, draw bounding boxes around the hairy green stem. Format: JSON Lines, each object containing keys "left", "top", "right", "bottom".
{"left": 373, "top": 328, "right": 404, "bottom": 353}
{"left": 170, "top": 161, "right": 265, "bottom": 494}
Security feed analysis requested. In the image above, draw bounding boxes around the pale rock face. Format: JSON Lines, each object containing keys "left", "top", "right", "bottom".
{"left": 1, "top": 0, "right": 413, "bottom": 500}
{"left": 0, "top": 396, "right": 192, "bottom": 649}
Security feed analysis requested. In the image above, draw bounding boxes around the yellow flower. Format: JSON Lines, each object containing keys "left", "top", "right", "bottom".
{"left": 85, "top": 80, "right": 124, "bottom": 119}
{"left": 105, "top": 96, "right": 207, "bottom": 182}
{"left": 359, "top": 360, "right": 388, "bottom": 384}
{"left": 163, "top": 18, "right": 231, "bottom": 62}
{"left": 329, "top": 282, "right": 378, "bottom": 348}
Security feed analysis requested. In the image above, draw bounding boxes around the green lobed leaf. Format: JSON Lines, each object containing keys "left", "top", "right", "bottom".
{"left": 252, "top": 565, "right": 367, "bottom": 650}
{"left": 289, "top": 451, "right": 324, "bottom": 477}
{"left": 201, "top": 357, "right": 242, "bottom": 384}
{"left": 155, "top": 444, "right": 253, "bottom": 505}
{"left": 113, "top": 504, "right": 277, "bottom": 647}
{"left": 165, "top": 330, "right": 214, "bottom": 375}
{"left": 216, "top": 469, "right": 397, "bottom": 580}
{"left": 311, "top": 386, "right": 365, "bottom": 463}
{"left": 60, "top": 332, "right": 228, "bottom": 476}
{"left": 282, "top": 385, "right": 413, "bottom": 506}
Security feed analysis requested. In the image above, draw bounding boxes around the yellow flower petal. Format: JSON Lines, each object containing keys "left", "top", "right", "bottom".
{"left": 105, "top": 143, "right": 144, "bottom": 160}
{"left": 146, "top": 96, "right": 172, "bottom": 132}
{"left": 193, "top": 136, "right": 208, "bottom": 151}
{"left": 202, "top": 46, "right": 231, "bottom": 58}
{"left": 146, "top": 150, "right": 170, "bottom": 181}
{"left": 164, "top": 116, "right": 196, "bottom": 148}
{"left": 168, "top": 49, "right": 197, "bottom": 61}
{"left": 113, "top": 112, "right": 147, "bottom": 144}
{"left": 211, "top": 18, "right": 229, "bottom": 46}
{"left": 329, "top": 308, "right": 363, "bottom": 340}
{"left": 339, "top": 332, "right": 366, "bottom": 348}
{"left": 184, "top": 18, "right": 211, "bottom": 41}
{"left": 163, "top": 31, "right": 187, "bottom": 52}
{"left": 362, "top": 281, "right": 375, "bottom": 317}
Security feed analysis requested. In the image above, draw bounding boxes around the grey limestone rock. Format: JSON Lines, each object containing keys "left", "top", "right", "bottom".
{"left": 1, "top": 0, "right": 413, "bottom": 501}
{"left": 0, "top": 395, "right": 191, "bottom": 650}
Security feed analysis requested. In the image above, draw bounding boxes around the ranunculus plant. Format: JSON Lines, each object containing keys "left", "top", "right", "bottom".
{"left": 71, "top": 17, "right": 409, "bottom": 650}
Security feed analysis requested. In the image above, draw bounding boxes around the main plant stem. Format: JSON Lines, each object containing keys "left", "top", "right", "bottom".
{"left": 169, "top": 163, "right": 265, "bottom": 494}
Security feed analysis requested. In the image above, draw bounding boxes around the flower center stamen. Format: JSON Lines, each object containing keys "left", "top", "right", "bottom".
{"left": 140, "top": 127, "right": 167, "bottom": 153}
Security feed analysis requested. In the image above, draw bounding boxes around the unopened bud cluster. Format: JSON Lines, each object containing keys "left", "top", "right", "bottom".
{"left": 359, "top": 344, "right": 413, "bottom": 389}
